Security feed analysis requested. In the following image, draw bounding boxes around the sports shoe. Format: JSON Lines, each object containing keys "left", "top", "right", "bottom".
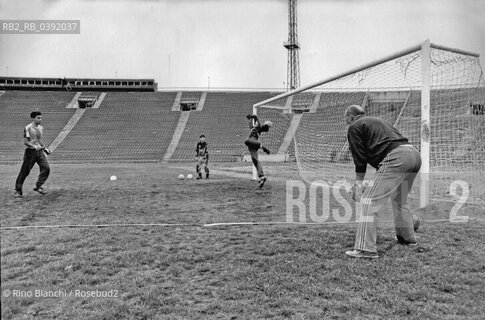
{"left": 258, "top": 176, "right": 267, "bottom": 188}
{"left": 345, "top": 249, "right": 379, "bottom": 259}
{"left": 33, "top": 186, "right": 47, "bottom": 195}
{"left": 14, "top": 191, "right": 23, "bottom": 198}
{"left": 395, "top": 235, "right": 417, "bottom": 246}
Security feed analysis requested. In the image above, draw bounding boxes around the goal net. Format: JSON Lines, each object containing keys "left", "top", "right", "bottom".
{"left": 254, "top": 41, "right": 485, "bottom": 205}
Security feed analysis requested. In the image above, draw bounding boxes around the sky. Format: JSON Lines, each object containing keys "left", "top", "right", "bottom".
{"left": 0, "top": 0, "right": 484, "bottom": 89}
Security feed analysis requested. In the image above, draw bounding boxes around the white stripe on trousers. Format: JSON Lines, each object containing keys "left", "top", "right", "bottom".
{"left": 355, "top": 155, "right": 391, "bottom": 252}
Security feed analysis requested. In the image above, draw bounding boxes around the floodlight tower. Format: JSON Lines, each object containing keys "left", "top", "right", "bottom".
{"left": 284, "top": 0, "right": 300, "bottom": 91}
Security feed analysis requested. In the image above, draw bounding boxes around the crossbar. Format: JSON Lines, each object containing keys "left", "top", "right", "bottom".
{"left": 254, "top": 40, "right": 480, "bottom": 109}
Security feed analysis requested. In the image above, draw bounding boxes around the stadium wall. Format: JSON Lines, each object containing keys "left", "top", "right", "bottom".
{"left": 0, "top": 76, "right": 157, "bottom": 92}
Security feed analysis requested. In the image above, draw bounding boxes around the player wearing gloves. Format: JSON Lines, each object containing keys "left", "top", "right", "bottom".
{"left": 14, "top": 111, "right": 51, "bottom": 197}
{"left": 245, "top": 114, "right": 272, "bottom": 188}
{"left": 195, "top": 134, "right": 210, "bottom": 179}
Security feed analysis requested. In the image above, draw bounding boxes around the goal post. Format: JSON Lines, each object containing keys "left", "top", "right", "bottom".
{"left": 253, "top": 40, "right": 485, "bottom": 205}
{"left": 420, "top": 39, "right": 431, "bottom": 208}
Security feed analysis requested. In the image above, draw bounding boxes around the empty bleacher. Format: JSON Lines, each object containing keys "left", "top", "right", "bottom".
{"left": 170, "top": 91, "right": 283, "bottom": 162}
{"left": 1, "top": 90, "right": 291, "bottom": 163}
{"left": 295, "top": 92, "right": 367, "bottom": 162}
{"left": 4, "top": 88, "right": 478, "bottom": 166}
{"left": 0, "top": 91, "right": 77, "bottom": 163}
{"left": 50, "top": 92, "right": 179, "bottom": 162}
{"left": 394, "top": 88, "right": 485, "bottom": 168}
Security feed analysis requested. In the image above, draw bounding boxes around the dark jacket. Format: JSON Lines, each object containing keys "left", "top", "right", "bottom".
{"left": 196, "top": 141, "right": 208, "bottom": 157}
{"left": 347, "top": 116, "right": 408, "bottom": 180}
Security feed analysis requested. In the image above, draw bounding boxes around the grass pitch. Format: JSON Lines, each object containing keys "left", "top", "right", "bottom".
{"left": 1, "top": 162, "right": 484, "bottom": 319}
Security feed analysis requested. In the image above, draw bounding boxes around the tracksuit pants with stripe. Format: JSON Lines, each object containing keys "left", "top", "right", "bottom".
{"left": 15, "top": 149, "right": 50, "bottom": 192}
{"left": 354, "top": 145, "right": 421, "bottom": 253}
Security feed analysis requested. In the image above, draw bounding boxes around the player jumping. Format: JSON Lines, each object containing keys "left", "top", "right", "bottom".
{"left": 195, "top": 134, "right": 209, "bottom": 179}
{"left": 245, "top": 114, "right": 272, "bottom": 188}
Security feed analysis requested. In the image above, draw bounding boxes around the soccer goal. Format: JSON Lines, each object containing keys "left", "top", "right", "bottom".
{"left": 253, "top": 40, "right": 485, "bottom": 206}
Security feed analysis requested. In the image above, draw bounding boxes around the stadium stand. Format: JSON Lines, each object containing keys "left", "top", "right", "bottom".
{"left": 49, "top": 92, "right": 179, "bottom": 162}
{"left": 295, "top": 92, "right": 367, "bottom": 162}
{"left": 1, "top": 89, "right": 481, "bottom": 165}
{"left": 0, "top": 76, "right": 157, "bottom": 92}
{"left": 0, "top": 91, "right": 77, "bottom": 163}
{"left": 178, "top": 91, "right": 203, "bottom": 111}
{"left": 1, "top": 90, "right": 306, "bottom": 163}
{"left": 393, "top": 89, "right": 484, "bottom": 164}
{"left": 170, "top": 91, "right": 283, "bottom": 162}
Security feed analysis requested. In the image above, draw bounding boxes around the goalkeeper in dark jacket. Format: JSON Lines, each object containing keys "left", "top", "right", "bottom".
{"left": 245, "top": 114, "right": 272, "bottom": 188}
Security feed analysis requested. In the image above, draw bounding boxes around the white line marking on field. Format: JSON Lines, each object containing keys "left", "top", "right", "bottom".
{"left": 0, "top": 223, "right": 199, "bottom": 230}
{"left": 203, "top": 221, "right": 350, "bottom": 227}
{"left": 1, "top": 219, "right": 483, "bottom": 231}
{"left": 203, "top": 218, "right": 485, "bottom": 227}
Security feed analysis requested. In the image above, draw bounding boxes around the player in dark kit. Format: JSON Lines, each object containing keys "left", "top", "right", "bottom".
{"left": 195, "top": 135, "right": 210, "bottom": 179}
{"left": 14, "top": 111, "right": 51, "bottom": 197}
{"left": 245, "top": 114, "right": 272, "bottom": 188}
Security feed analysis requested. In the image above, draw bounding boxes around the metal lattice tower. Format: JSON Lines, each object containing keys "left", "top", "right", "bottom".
{"left": 284, "top": 0, "right": 300, "bottom": 91}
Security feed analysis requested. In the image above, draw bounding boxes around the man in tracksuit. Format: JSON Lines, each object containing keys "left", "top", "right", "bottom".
{"left": 344, "top": 105, "right": 422, "bottom": 259}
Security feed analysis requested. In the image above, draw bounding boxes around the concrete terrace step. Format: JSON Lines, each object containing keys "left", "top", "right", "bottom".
{"left": 48, "top": 108, "right": 87, "bottom": 152}
{"left": 163, "top": 111, "right": 191, "bottom": 161}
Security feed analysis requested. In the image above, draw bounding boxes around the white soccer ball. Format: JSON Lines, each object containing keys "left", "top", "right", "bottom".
{"left": 186, "top": 174, "right": 193, "bottom": 180}
{"left": 178, "top": 174, "right": 185, "bottom": 180}
{"left": 110, "top": 175, "right": 117, "bottom": 181}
